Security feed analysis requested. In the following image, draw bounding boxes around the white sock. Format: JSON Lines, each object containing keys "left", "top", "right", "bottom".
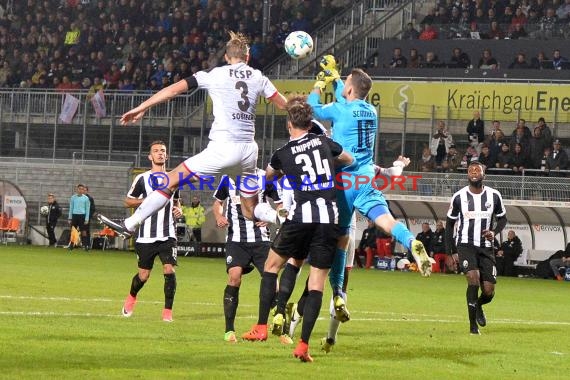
{"left": 254, "top": 203, "right": 277, "bottom": 224}
{"left": 124, "top": 190, "right": 170, "bottom": 231}
{"left": 289, "top": 308, "right": 302, "bottom": 338}
{"left": 328, "top": 317, "right": 341, "bottom": 342}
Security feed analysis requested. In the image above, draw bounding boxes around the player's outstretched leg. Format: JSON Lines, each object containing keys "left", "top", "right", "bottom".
{"left": 97, "top": 214, "right": 133, "bottom": 239}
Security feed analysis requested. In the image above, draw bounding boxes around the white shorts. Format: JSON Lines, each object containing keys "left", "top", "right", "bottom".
{"left": 182, "top": 140, "right": 259, "bottom": 196}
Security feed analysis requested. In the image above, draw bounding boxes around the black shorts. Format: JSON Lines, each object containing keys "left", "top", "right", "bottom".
{"left": 225, "top": 241, "right": 270, "bottom": 274}
{"left": 457, "top": 244, "right": 497, "bottom": 284}
{"left": 134, "top": 238, "right": 177, "bottom": 270}
{"left": 71, "top": 214, "right": 88, "bottom": 232}
{"left": 271, "top": 221, "right": 340, "bottom": 269}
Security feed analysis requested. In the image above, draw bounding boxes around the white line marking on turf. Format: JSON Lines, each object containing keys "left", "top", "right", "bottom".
{"left": 0, "top": 311, "right": 120, "bottom": 318}
{"left": 550, "top": 352, "right": 565, "bottom": 355}
{"left": 2, "top": 295, "right": 570, "bottom": 326}
{"left": 0, "top": 295, "right": 217, "bottom": 306}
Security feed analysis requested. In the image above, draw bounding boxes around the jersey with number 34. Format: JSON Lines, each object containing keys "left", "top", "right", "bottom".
{"left": 194, "top": 62, "right": 278, "bottom": 143}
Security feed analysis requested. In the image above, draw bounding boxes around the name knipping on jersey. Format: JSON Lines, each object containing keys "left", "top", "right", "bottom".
{"left": 291, "top": 138, "right": 322, "bottom": 154}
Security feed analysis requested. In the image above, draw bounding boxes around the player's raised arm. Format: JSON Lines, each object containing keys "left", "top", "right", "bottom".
{"left": 120, "top": 79, "right": 190, "bottom": 125}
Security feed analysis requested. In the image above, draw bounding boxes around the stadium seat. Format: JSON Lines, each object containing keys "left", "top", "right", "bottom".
{"left": 3, "top": 218, "right": 20, "bottom": 244}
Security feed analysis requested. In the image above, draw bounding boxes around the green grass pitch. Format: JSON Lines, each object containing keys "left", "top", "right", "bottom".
{"left": 0, "top": 246, "right": 569, "bottom": 379}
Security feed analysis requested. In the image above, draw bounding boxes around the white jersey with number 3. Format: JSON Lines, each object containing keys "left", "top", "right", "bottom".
{"left": 194, "top": 63, "right": 278, "bottom": 143}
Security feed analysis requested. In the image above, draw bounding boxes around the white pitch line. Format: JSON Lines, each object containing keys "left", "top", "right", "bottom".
{"left": 0, "top": 311, "right": 120, "bottom": 318}
{"left": 0, "top": 295, "right": 217, "bottom": 306}
{"left": 2, "top": 295, "right": 570, "bottom": 326}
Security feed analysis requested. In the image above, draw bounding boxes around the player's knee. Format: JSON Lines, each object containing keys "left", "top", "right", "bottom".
{"left": 138, "top": 270, "right": 151, "bottom": 282}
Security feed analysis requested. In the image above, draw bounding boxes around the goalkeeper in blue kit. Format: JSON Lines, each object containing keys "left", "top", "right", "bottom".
{"left": 306, "top": 56, "right": 432, "bottom": 351}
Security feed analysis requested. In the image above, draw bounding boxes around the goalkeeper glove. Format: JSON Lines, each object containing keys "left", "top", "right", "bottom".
{"left": 313, "top": 71, "right": 327, "bottom": 91}
{"left": 320, "top": 55, "right": 340, "bottom": 81}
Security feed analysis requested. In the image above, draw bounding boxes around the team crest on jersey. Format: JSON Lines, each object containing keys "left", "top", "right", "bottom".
{"left": 485, "top": 201, "right": 491, "bottom": 209}
{"left": 226, "top": 256, "right": 233, "bottom": 264}
{"left": 462, "top": 260, "right": 469, "bottom": 269}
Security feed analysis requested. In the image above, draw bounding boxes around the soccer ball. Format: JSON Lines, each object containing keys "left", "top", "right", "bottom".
{"left": 40, "top": 205, "right": 49, "bottom": 215}
{"left": 284, "top": 31, "right": 314, "bottom": 60}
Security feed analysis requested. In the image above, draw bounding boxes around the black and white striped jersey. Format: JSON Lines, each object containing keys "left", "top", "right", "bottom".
{"left": 269, "top": 133, "right": 342, "bottom": 224}
{"left": 127, "top": 170, "right": 179, "bottom": 243}
{"left": 213, "top": 173, "right": 281, "bottom": 243}
{"left": 447, "top": 185, "right": 506, "bottom": 248}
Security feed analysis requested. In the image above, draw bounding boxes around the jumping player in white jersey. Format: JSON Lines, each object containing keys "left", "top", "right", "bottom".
{"left": 98, "top": 32, "right": 287, "bottom": 237}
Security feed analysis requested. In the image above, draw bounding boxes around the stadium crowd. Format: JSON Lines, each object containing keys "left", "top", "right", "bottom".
{"left": 422, "top": 113, "right": 569, "bottom": 176}
{"left": 390, "top": 0, "right": 570, "bottom": 70}
{"left": 0, "top": 0, "right": 348, "bottom": 90}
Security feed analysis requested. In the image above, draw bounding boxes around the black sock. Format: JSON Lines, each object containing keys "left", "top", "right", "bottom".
{"left": 258, "top": 272, "right": 278, "bottom": 325}
{"left": 478, "top": 291, "right": 494, "bottom": 306}
{"left": 164, "top": 273, "right": 176, "bottom": 310}
{"left": 467, "top": 284, "right": 479, "bottom": 327}
{"left": 223, "top": 285, "right": 240, "bottom": 332}
{"left": 276, "top": 263, "right": 300, "bottom": 315}
{"left": 297, "top": 278, "right": 310, "bottom": 317}
{"left": 300, "top": 290, "right": 323, "bottom": 344}
{"left": 129, "top": 273, "right": 146, "bottom": 297}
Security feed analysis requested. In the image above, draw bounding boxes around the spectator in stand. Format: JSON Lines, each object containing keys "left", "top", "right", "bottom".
{"left": 508, "top": 52, "right": 531, "bottom": 69}
{"left": 416, "top": 223, "right": 434, "bottom": 257}
{"left": 511, "top": 6, "right": 528, "bottom": 28}
{"left": 508, "top": 23, "right": 529, "bottom": 39}
{"left": 420, "top": 7, "right": 437, "bottom": 26}
{"left": 557, "top": 0, "right": 570, "bottom": 20}
{"left": 531, "top": 51, "right": 552, "bottom": 69}
{"left": 496, "top": 143, "right": 514, "bottom": 171}
{"left": 511, "top": 143, "right": 530, "bottom": 174}
{"left": 501, "top": 6, "right": 515, "bottom": 24}
{"left": 291, "top": 11, "right": 312, "bottom": 33}
{"left": 536, "top": 117, "right": 553, "bottom": 145}
{"left": 419, "top": 22, "right": 439, "bottom": 40}
{"left": 401, "top": 22, "right": 420, "bottom": 39}
{"left": 552, "top": 49, "right": 568, "bottom": 70}
{"left": 461, "top": 146, "right": 479, "bottom": 168}
{"left": 478, "top": 48, "right": 499, "bottom": 69}
{"left": 430, "top": 221, "right": 447, "bottom": 273}
{"left": 486, "top": 20, "right": 505, "bottom": 39}
{"left": 466, "top": 111, "right": 485, "bottom": 153}
{"left": 433, "top": 5, "right": 450, "bottom": 25}
{"left": 540, "top": 146, "right": 552, "bottom": 172}
{"left": 407, "top": 48, "right": 422, "bottom": 68}
{"left": 533, "top": 7, "right": 560, "bottom": 39}
{"left": 449, "top": 47, "right": 471, "bottom": 68}
{"left": 388, "top": 47, "right": 407, "bottom": 68}
{"left": 510, "top": 125, "right": 530, "bottom": 154}
{"left": 419, "top": 146, "right": 437, "bottom": 172}
{"left": 530, "top": 127, "right": 548, "bottom": 169}
{"left": 547, "top": 139, "right": 568, "bottom": 173}
{"left": 430, "top": 120, "right": 454, "bottom": 170}
{"left": 474, "top": 8, "right": 489, "bottom": 27}
{"left": 515, "top": 118, "right": 533, "bottom": 139}
{"left": 496, "top": 230, "right": 523, "bottom": 276}
{"left": 420, "top": 51, "right": 443, "bottom": 68}
{"left": 487, "top": 120, "right": 502, "bottom": 139}
{"left": 442, "top": 144, "right": 462, "bottom": 173}
{"left": 479, "top": 144, "right": 497, "bottom": 170}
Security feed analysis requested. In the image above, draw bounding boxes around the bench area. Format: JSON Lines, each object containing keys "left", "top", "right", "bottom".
{"left": 514, "top": 249, "right": 553, "bottom": 270}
